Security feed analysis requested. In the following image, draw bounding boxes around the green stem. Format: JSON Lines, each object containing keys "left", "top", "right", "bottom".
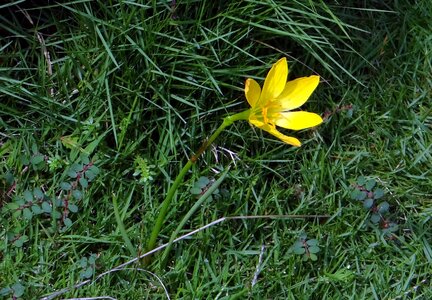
{"left": 145, "top": 110, "right": 250, "bottom": 257}
{"left": 160, "top": 166, "right": 231, "bottom": 267}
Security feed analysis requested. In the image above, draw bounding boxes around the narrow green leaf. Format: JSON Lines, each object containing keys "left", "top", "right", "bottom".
{"left": 105, "top": 78, "right": 118, "bottom": 147}
{"left": 84, "top": 134, "right": 106, "bottom": 156}
{"left": 160, "top": 167, "right": 231, "bottom": 267}
{"left": 95, "top": 25, "right": 119, "bottom": 68}
{"left": 112, "top": 193, "right": 137, "bottom": 257}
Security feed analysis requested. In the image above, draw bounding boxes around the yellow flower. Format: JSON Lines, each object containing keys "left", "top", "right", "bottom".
{"left": 245, "top": 57, "right": 323, "bottom": 147}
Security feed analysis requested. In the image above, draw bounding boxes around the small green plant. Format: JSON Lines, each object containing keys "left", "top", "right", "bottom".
{"left": 350, "top": 176, "right": 398, "bottom": 236}
{"left": 24, "top": 144, "right": 47, "bottom": 171}
{"left": 189, "top": 175, "right": 230, "bottom": 201}
{"left": 0, "top": 282, "right": 25, "bottom": 298}
{"left": 78, "top": 253, "right": 98, "bottom": 279}
{"left": 190, "top": 176, "right": 220, "bottom": 201}
{"left": 133, "top": 156, "right": 155, "bottom": 184}
{"left": 58, "top": 155, "right": 100, "bottom": 231}
{"left": 289, "top": 234, "right": 320, "bottom": 261}
{"left": 47, "top": 154, "right": 67, "bottom": 172}
{"left": 2, "top": 152, "right": 100, "bottom": 247}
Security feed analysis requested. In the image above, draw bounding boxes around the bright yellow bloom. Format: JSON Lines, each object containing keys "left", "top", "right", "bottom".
{"left": 245, "top": 57, "right": 322, "bottom": 147}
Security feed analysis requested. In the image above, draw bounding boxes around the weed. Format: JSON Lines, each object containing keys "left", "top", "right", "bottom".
{"left": 0, "top": 282, "right": 25, "bottom": 299}
{"left": 350, "top": 176, "right": 398, "bottom": 236}
{"left": 289, "top": 233, "right": 321, "bottom": 262}
{"left": 133, "top": 156, "right": 156, "bottom": 184}
{"left": 78, "top": 254, "right": 98, "bottom": 279}
{"left": 2, "top": 150, "right": 100, "bottom": 248}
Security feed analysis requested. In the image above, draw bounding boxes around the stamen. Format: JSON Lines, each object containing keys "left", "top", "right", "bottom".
{"left": 262, "top": 107, "right": 269, "bottom": 124}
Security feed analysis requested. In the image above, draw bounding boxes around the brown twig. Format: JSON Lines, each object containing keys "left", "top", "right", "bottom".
{"left": 322, "top": 104, "right": 353, "bottom": 121}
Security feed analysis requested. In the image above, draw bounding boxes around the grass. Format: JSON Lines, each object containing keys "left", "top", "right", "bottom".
{"left": 1, "top": 0, "right": 431, "bottom": 299}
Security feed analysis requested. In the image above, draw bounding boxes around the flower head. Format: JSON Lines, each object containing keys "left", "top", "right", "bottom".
{"left": 245, "top": 57, "right": 322, "bottom": 146}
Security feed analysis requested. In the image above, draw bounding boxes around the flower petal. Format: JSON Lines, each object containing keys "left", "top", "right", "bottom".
{"left": 264, "top": 125, "right": 302, "bottom": 146}
{"left": 260, "top": 57, "right": 288, "bottom": 102}
{"left": 245, "top": 78, "right": 261, "bottom": 107}
{"left": 249, "top": 114, "right": 265, "bottom": 128}
{"left": 274, "top": 111, "right": 323, "bottom": 130}
{"left": 251, "top": 122, "right": 302, "bottom": 146}
{"left": 275, "top": 75, "right": 319, "bottom": 110}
